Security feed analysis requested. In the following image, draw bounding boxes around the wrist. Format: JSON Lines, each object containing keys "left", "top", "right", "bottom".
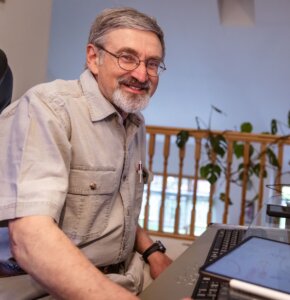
{"left": 142, "top": 240, "right": 166, "bottom": 263}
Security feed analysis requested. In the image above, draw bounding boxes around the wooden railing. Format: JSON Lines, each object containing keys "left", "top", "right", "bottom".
{"left": 139, "top": 125, "right": 290, "bottom": 240}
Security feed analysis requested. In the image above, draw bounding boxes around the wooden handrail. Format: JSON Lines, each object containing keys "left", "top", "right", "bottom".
{"left": 146, "top": 126, "right": 290, "bottom": 144}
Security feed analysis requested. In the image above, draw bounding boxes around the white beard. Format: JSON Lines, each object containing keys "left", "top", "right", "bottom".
{"left": 112, "top": 88, "right": 150, "bottom": 114}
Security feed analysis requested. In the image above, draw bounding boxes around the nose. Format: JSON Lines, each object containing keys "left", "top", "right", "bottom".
{"left": 130, "top": 61, "right": 149, "bottom": 83}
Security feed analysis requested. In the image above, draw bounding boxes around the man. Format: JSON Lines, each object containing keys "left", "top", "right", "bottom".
{"left": 0, "top": 7, "right": 172, "bottom": 299}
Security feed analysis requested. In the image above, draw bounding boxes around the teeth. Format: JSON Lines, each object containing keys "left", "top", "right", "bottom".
{"left": 130, "top": 86, "right": 141, "bottom": 90}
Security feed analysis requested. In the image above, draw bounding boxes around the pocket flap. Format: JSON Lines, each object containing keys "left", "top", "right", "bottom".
{"left": 68, "top": 169, "right": 116, "bottom": 195}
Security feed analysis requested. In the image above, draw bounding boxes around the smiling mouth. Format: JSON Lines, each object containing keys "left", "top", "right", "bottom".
{"left": 119, "top": 77, "right": 150, "bottom": 93}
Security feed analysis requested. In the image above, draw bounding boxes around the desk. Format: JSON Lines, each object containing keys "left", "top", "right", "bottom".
{"left": 140, "top": 223, "right": 245, "bottom": 300}
{"left": 140, "top": 201, "right": 290, "bottom": 300}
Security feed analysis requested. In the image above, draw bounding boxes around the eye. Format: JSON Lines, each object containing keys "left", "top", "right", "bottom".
{"left": 147, "top": 59, "right": 161, "bottom": 69}
{"left": 119, "top": 53, "right": 138, "bottom": 64}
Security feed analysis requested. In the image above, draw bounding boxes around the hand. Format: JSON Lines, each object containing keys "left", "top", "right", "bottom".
{"left": 147, "top": 251, "right": 172, "bottom": 279}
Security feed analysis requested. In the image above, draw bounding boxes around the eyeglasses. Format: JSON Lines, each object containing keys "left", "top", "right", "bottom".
{"left": 96, "top": 45, "right": 166, "bottom": 77}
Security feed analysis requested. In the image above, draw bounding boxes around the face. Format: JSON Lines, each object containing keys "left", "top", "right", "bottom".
{"left": 86, "top": 28, "right": 163, "bottom": 114}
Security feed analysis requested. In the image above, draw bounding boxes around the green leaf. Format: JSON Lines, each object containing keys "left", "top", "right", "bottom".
{"left": 176, "top": 130, "right": 189, "bottom": 148}
{"left": 271, "top": 119, "right": 277, "bottom": 135}
{"left": 253, "top": 163, "right": 260, "bottom": 177}
{"left": 213, "top": 164, "right": 222, "bottom": 176}
{"left": 240, "top": 122, "right": 253, "bottom": 133}
{"left": 266, "top": 148, "right": 279, "bottom": 168}
{"left": 234, "top": 143, "right": 244, "bottom": 158}
{"left": 209, "top": 134, "right": 227, "bottom": 158}
{"left": 238, "top": 171, "right": 244, "bottom": 181}
{"left": 219, "top": 192, "right": 233, "bottom": 205}
{"left": 238, "top": 162, "right": 244, "bottom": 171}
{"left": 208, "top": 174, "right": 218, "bottom": 184}
{"left": 253, "top": 163, "right": 268, "bottom": 178}
{"left": 200, "top": 163, "right": 221, "bottom": 184}
{"left": 200, "top": 165, "right": 209, "bottom": 178}
{"left": 249, "top": 144, "right": 254, "bottom": 157}
{"left": 253, "top": 163, "right": 267, "bottom": 178}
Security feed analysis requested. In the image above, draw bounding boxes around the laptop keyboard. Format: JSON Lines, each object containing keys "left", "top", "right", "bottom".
{"left": 192, "top": 228, "right": 246, "bottom": 300}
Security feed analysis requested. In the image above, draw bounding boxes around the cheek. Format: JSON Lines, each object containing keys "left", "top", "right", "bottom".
{"left": 149, "top": 78, "right": 159, "bottom": 96}
{"left": 99, "top": 67, "right": 126, "bottom": 91}
{"left": 98, "top": 69, "right": 118, "bottom": 89}
{"left": 97, "top": 74, "right": 116, "bottom": 100}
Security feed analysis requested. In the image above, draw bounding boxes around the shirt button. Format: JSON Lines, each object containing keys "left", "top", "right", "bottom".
{"left": 89, "top": 182, "right": 97, "bottom": 190}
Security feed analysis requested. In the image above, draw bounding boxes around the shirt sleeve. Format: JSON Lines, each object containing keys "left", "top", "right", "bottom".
{"left": 0, "top": 87, "right": 72, "bottom": 222}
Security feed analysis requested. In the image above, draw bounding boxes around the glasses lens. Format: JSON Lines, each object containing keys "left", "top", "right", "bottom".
{"left": 118, "top": 52, "right": 166, "bottom": 77}
{"left": 146, "top": 60, "right": 166, "bottom": 77}
{"left": 118, "top": 54, "right": 139, "bottom": 71}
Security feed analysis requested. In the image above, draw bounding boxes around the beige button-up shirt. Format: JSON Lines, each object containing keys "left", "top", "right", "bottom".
{"left": 0, "top": 69, "right": 147, "bottom": 266}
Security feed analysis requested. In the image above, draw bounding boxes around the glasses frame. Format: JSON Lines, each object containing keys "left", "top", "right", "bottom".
{"left": 96, "top": 45, "right": 166, "bottom": 77}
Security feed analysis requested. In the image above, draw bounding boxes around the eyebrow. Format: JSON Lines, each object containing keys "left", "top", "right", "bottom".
{"left": 116, "top": 47, "right": 163, "bottom": 61}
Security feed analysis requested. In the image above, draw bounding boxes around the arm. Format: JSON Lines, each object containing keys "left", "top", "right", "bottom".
{"left": 134, "top": 225, "right": 172, "bottom": 279}
{"left": 9, "top": 216, "right": 139, "bottom": 300}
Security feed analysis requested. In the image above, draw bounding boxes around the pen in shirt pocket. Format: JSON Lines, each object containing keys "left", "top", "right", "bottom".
{"left": 138, "top": 160, "right": 143, "bottom": 183}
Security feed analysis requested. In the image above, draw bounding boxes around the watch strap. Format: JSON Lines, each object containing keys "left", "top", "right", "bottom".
{"left": 142, "top": 240, "right": 166, "bottom": 263}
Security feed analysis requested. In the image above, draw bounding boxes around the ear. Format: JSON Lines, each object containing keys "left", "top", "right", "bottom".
{"left": 86, "top": 44, "right": 99, "bottom": 75}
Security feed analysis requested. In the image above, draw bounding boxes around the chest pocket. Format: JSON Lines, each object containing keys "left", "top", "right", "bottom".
{"left": 60, "top": 168, "right": 117, "bottom": 243}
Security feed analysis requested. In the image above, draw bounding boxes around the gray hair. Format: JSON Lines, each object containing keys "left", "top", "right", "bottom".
{"left": 88, "top": 7, "right": 165, "bottom": 58}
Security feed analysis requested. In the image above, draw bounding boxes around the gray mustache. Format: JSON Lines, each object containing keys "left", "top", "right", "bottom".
{"left": 118, "top": 77, "right": 150, "bottom": 90}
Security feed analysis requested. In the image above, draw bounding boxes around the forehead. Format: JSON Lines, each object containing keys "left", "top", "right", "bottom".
{"left": 104, "top": 28, "right": 163, "bottom": 58}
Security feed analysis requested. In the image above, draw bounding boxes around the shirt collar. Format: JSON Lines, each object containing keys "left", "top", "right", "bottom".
{"left": 80, "top": 69, "right": 115, "bottom": 122}
{"left": 79, "top": 69, "right": 144, "bottom": 127}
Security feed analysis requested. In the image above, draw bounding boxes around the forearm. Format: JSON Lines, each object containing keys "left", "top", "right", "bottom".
{"left": 135, "top": 225, "right": 172, "bottom": 279}
{"left": 134, "top": 225, "right": 155, "bottom": 254}
{"left": 9, "top": 216, "right": 138, "bottom": 300}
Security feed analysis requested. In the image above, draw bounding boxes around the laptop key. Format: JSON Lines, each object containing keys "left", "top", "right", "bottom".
{"left": 192, "top": 228, "right": 246, "bottom": 300}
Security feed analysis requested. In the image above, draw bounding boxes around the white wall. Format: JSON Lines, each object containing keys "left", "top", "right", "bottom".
{"left": 47, "top": 0, "right": 290, "bottom": 135}
{"left": 0, "top": 0, "right": 52, "bottom": 101}
{"left": 2, "top": 0, "right": 288, "bottom": 136}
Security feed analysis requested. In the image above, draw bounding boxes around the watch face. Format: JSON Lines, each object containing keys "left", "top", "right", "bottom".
{"left": 142, "top": 241, "right": 167, "bottom": 263}
{"left": 156, "top": 240, "right": 166, "bottom": 252}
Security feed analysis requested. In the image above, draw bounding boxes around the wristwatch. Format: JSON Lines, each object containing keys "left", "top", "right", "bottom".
{"left": 142, "top": 240, "right": 166, "bottom": 263}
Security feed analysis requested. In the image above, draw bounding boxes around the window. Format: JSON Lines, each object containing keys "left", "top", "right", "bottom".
{"left": 282, "top": 185, "right": 290, "bottom": 202}
{"left": 139, "top": 175, "right": 211, "bottom": 236}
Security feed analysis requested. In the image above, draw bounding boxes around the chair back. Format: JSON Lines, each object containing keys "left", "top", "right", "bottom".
{"left": 0, "top": 49, "right": 13, "bottom": 113}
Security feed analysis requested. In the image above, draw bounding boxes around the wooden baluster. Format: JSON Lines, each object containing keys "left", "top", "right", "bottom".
{"left": 143, "top": 133, "right": 156, "bottom": 231}
{"left": 190, "top": 138, "right": 201, "bottom": 236}
{"left": 159, "top": 135, "right": 171, "bottom": 232}
{"left": 275, "top": 142, "right": 284, "bottom": 194}
{"left": 207, "top": 151, "right": 217, "bottom": 225}
{"left": 174, "top": 145, "right": 186, "bottom": 234}
{"left": 223, "top": 140, "right": 233, "bottom": 224}
{"left": 258, "top": 143, "right": 267, "bottom": 210}
{"left": 239, "top": 142, "right": 250, "bottom": 225}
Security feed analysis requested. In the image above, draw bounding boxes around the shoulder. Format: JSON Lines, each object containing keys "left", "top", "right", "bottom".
{"left": 2, "top": 79, "right": 82, "bottom": 136}
{"left": 27, "top": 78, "right": 82, "bottom": 103}
{"left": 22, "top": 78, "right": 84, "bottom": 121}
